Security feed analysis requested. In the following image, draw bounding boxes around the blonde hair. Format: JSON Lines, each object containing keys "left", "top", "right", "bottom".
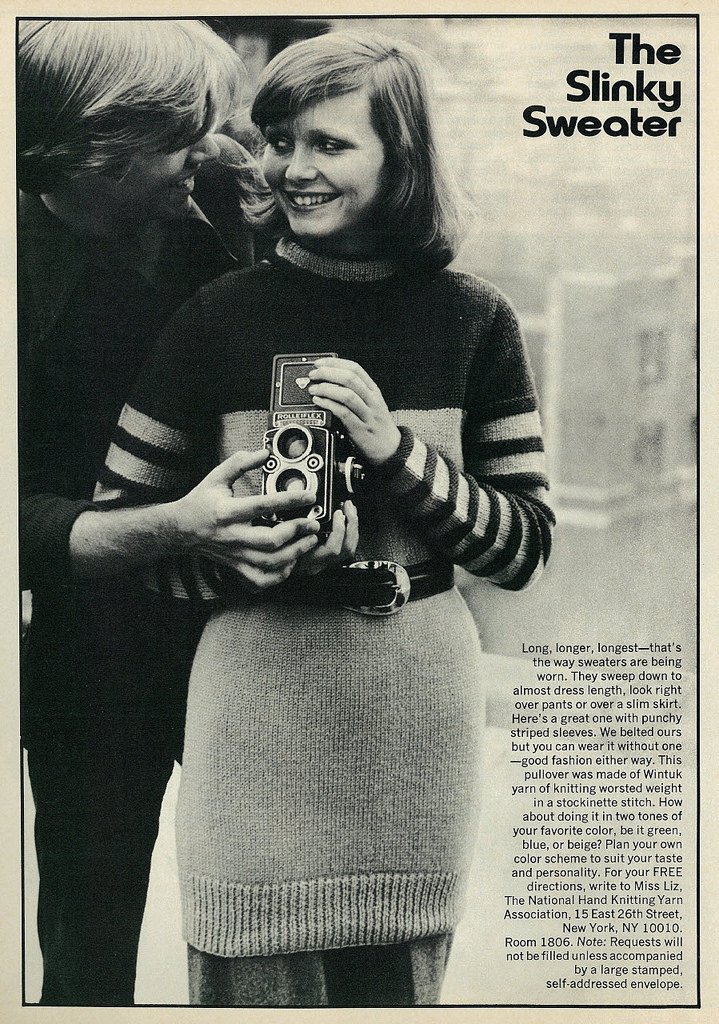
{"left": 18, "top": 19, "right": 246, "bottom": 194}
{"left": 250, "top": 32, "right": 468, "bottom": 269}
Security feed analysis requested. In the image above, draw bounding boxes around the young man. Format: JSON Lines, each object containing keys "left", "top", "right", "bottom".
{"left": 18, "top": 20, "right": 321, "bottom": 1005}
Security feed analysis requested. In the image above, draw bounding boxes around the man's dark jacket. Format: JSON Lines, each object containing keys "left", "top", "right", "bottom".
{"left": 19, "top": 139, "right": 253, "bottom": 752}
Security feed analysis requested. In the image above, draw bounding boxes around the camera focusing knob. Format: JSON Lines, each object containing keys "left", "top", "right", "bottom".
{"left": 339, "top": 456, "right": 365, "bottom": 494}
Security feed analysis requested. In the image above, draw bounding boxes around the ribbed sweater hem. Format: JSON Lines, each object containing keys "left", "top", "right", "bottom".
{"left": 182, "top": 870, "right": 461, "bottom": 958}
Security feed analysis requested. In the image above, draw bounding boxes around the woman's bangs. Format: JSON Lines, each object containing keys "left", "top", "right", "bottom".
{"left": 254, "top": 52, "right": 369, "bottom": 132}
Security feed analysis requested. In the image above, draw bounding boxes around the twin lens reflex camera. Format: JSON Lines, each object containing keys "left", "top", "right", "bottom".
{"left": 260, "top": 353, "right": 365, "bottom": 535}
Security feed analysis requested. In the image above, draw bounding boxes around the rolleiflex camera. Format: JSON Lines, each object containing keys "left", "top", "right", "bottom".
{"left": 261, "top": 353, "right": 365, "bottom": 535}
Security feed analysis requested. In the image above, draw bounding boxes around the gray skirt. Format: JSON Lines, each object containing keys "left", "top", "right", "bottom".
{"left": 187, "top": 933, "right": 454, "bottom": 1007}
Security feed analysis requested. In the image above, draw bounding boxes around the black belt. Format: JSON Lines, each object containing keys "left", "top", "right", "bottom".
{"left": 255, "top": 558, "right": 454, "bottom": 616}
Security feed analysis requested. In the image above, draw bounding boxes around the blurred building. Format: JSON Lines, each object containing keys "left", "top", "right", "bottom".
{"left": 541, "top": 258, "right": 695, "bottom": 523}
{"left": 390, "top": 16, "right": 697, "bottom": 524}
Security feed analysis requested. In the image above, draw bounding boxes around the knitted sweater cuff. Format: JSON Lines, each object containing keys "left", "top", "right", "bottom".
{"left": 20, "top": 495, "right": 94, "bottom": 589}
{"left": 373, "top": 425, "right": 417, "bottom": 491}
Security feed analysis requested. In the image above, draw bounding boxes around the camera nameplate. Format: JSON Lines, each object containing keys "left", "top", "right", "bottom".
{"left": 271, "top": 410, "right": 328, "bottom": 429}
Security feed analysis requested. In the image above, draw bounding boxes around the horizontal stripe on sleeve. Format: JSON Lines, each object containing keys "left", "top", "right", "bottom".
{"left": 379, "top": 428, "right": 553, "bottom": 591}
{"left": 118, "top": 404, "right": 193, "bottom": 454}
{"left": 471, "top": 409, "right": 544, "bottom": 443}
{"left": 104, "top": 442, "right": 188, "bottom": 494}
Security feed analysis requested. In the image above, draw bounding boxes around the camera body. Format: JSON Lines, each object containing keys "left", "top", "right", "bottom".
{"left": 261, "top": 353, "right": 364, "bottom": 535}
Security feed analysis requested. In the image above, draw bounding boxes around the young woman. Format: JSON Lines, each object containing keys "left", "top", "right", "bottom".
{"left": 97, "top": 32, "right": 554, "bottom": 1007}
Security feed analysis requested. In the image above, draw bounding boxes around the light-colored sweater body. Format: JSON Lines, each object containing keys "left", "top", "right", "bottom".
{"left": 96, "top": 238, "right": 554, "bottom": 958}
{"left": 181, "top": 588, "right": 484, "bottom": 956}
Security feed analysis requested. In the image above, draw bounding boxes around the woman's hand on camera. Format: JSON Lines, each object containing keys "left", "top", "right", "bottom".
{"left": 293, "top": 501, "right": 359, "bottom": 577}
{"left": 172, "top": 447, "right": 320, "bottom": 590}
{"left": 308, "top": 358, "right": 401, "bottom": 466}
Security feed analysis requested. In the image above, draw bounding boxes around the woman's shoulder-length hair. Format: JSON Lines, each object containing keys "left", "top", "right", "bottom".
{"left": 17, "top": 19, "right": 246, "bottom": 195}
{"left": 250, "top": 31, "right": 470, "bottom": 270}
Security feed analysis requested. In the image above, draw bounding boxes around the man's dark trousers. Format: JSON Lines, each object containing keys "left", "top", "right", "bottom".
{"left": 24, "top": 584, "right": 206, "bottom": 1005}
{"left": 27, "top": 728, "right": 177, "bottom": 1005}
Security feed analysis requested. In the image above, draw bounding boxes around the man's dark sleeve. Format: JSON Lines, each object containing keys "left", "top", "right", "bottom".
{"left": 20, "top": 495, "right": 93, "bottom": 591}
{"left": 18, "top": 242, "right": 89, "bottom": 589}
{"left": 18, "top": 317, "right": 93, "bottom": 589}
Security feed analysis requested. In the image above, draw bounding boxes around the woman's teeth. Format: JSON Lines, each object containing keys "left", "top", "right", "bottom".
{"left": 288, "top": 193, "right": 337, "bottom": 207}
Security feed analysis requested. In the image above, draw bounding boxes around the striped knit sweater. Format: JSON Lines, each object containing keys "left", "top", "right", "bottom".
{"left": 95, "top": 238, "right": 553, "bottom": 957}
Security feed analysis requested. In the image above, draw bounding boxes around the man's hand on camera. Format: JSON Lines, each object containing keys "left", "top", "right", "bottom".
{"left": 293, "top": 500, "right": 359, "bottom": 577}
{"left": 172, "top": 448, "right": 320, "bottom": 589}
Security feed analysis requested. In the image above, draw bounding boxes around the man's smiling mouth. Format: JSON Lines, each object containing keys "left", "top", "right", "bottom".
{"left": 284, "top": 192, "right": 339, "bottom": 209}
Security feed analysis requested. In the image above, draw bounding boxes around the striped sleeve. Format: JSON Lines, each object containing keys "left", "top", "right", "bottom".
{"left": 93, "top": 292, "right": 230, "bottom": 601}
{"left": 377, "top": 291, "right": 554, "bottom": 591}
{"left": 93, "top": 403, "right": 226, "bottom": 601}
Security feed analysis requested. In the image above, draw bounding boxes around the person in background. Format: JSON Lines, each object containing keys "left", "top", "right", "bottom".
{"left": 18, "top": 19, "right": 324, "bottom": 1005}
{"left": 96, "top": 31, "right": 555, "bottom": 1007}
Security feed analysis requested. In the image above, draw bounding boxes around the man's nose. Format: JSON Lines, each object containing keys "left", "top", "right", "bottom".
{"left": 187, "top": 134, "right": 221, "bottom": 167}
{"left": 285, "top": 146, "right": 318, "bottom": 184}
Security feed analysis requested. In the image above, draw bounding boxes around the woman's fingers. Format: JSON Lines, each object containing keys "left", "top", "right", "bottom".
{"left": 308, "top": 363, "right": 376, "bottom": 405}
{"left": 311, "top": 357, "right": 380, "bottom": 395}
{"left": 309, "top": 394, "right": 362, "bottom": 433}
{"left": 322, "top": 508, "right": 347, "bottom": 557}
{"left": 307, "top": 381, "right": 368, "bottom": 419}
{"left": 292, "top": 505, "right": 355, "bottom": 576}
{"left": 340, "top": 501, "right": 359, "bottom": 561}
{"left": 305, "top": 509, "right": 346, "bottom": 571}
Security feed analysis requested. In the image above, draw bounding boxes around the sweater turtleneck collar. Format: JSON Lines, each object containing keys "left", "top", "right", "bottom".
{"left": 275, "top": 236, "right": 398, "bottom": 284}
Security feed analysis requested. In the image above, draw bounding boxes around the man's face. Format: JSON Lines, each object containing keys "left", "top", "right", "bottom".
{"left": 73, "top": 134, "right": 222, "bottom": 228}
{"left": 113, "top": 135, "right": 221, "bottom": 221}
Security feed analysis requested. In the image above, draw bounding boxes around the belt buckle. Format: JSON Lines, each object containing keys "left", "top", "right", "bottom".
{"left": 343, "top": 560, "right": 411, "bottom": 616}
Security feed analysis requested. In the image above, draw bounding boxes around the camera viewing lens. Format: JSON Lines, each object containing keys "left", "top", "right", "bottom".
{"left": 276, "top": 468, "right": 308, "bottom": 493}
{"left": 276, "top": 427, "right": 310, "bottom": 461}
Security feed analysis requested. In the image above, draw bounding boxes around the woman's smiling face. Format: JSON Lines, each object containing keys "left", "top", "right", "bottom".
{"left": 261, "top": 88, "right": 386, "bottom": 257}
